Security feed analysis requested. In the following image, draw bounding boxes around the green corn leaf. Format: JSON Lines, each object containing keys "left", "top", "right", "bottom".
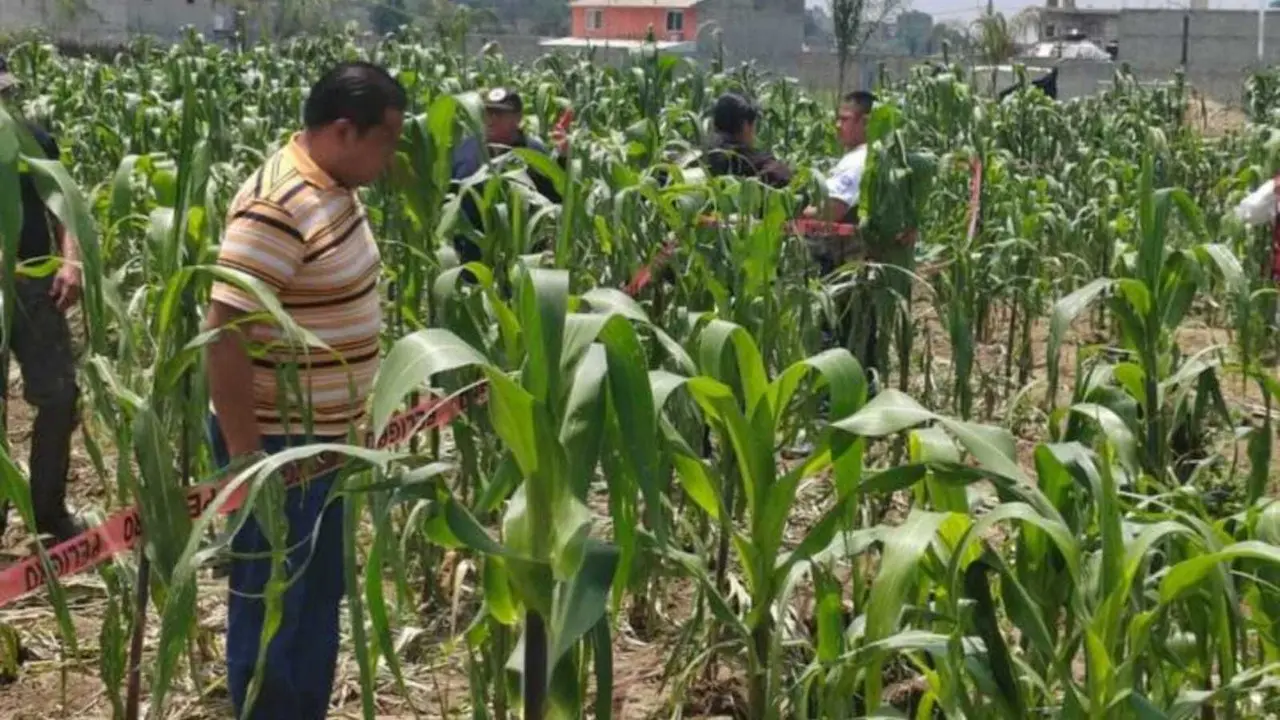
{"left": 832, "top": 388, "right": 935, "bottom": 437}
{"left": 548, "top": 540, "right": 619, "bottom": 667}
{"left": 864, "top": 510, "right": 950, "bottom": 711}
{"left": 371, "top": 328, "right": 490, "bottom": 436}
{"left": 1161, "top": 541, "right": 1280, "bottom": 604}
{"left": 559, "top": 343, "right": 608, "bottom": 498}
{"left": 963, "top": 558, "right": 1024, "bottom": 717}
{"left": 697, "top": 318, "right": 769, "bottom": 411}
{"left": 484, "top": 557, "right": 522, "bottom": 626}
{"left": 516, "top": 266, "right": 569, "bottom": 406}
{"left": 1047, "top": 277, "right": 1113, "bottom": 408}
{"left": 909, "top": 427, "right": 968, "bottom": 513}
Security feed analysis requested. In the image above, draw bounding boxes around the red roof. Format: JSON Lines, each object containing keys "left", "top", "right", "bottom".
{"left": 569, "top": 0, "right": 702, "bottom": 8}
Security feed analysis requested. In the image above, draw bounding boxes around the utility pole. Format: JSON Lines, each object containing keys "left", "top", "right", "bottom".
{"left": 1261, "top": 0, "right": 1268, "bottom": 64}
{"left": 1181, "top": 12, "right": 1190, "bottom": 67}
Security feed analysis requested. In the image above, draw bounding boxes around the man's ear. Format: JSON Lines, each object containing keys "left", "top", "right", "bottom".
{"left": 332, "top": 117, "right": 360, "bottom": 141}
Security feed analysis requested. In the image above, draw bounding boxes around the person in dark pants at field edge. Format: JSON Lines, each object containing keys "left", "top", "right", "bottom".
{"left": 705, "top": 92, "right": 794, "bottom": 189}
{"left": 204, "top": 62, "right": 405, "bottom": 720}
{"left": 0, "top": 56, "right": 85, "bottom": 543}
{"left": 450, "top": 87, "right": 568, "bottom": 265}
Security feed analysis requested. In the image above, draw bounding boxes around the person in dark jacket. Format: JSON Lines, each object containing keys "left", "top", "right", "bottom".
{"left": 0, "top": 57, "right": 84, "bottom": 543}
{"left": 450, "top": 88, "right": 568, "bottom": 264}
{"left": 704, "top": 93, "right": 793, "bottom": 189}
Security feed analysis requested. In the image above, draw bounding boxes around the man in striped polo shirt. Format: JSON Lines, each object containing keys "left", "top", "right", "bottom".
{"left": 204, "top": 62, "right": 405, "bottom": 719}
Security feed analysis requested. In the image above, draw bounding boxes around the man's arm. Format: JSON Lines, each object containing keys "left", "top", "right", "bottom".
{"left": 1235, "top": 178, "right": 1276, "bottom": 227}
{"left": 755, "top": 150, "right": 793, "bottom": 189}
{"left": 206, "top": 198, "right": 304, "bottom": 459}
{"left": 40, "top": 126, "right": 84, "bottom": 311}
{"left": 205, "top": 301, "right": 262, "bottom": 458}
{"left": 49, "top": 222, "right": 82, "bottom": 311}
{"left": 822, "top": 199, "right": 851, "bottom": 223}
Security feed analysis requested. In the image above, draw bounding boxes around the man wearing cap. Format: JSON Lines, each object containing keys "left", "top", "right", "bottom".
{"left": 0, "top": 57, "right": 84, "bottom": 543}
{"left": 449, "top": 87, "right": 569, "bottom": 265}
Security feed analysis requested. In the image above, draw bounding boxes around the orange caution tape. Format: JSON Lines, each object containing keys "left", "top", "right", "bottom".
{"left": 0, "top": 240, "right": 667, "bottom": 607}
{"left": 0, "top": 388, "right": 486, "bottom": 607}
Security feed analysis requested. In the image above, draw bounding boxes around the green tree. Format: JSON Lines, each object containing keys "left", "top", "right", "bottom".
{"left": 830, "top": 0, "right": 904, "bottom": 94}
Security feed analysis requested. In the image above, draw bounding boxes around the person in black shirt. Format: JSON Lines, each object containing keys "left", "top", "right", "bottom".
{"left": 1, "top": 57, "right": 84, "bottom": 542}
{"left": 450, "top": 88, "right": 568, "bottom": 265}
{"left": 704, "top": 93, "right": 793, "bottom": 189}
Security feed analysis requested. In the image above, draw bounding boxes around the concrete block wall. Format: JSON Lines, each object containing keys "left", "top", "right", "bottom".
{"left": 1119, "top": 10, "right": 1280, "bottom": 76}
{"left": 1053, "top": 59, "right": 1117, "bottom": 100}
{"left": 0, "top": 0, "right": 131, "bottom": 44}
{"left": 793, "top": 52, "right": 915, "bottom": 93}
{"left": 699, "top": 0, "right": 804, "bottom": 73}
{"left": 0, "top": 0, "right": 225, "bottom": 45}
{"left": 128, "top": 0, "right": 225, "bottom": 42}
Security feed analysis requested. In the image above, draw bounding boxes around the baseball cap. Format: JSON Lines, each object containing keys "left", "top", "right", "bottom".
{"left": 483, "top": 87, "right": 523, "bottom": 114}
{"left": 0, "top": 56, "right": 17, "bottom": 92}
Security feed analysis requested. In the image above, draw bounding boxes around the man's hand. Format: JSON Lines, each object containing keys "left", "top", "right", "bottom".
{"left": 206, "top": 301, "right": 264, "bottom": 460}
{"left": 50, "top": 263, "right": 82, "bottom": 312}
{"left": 551, "top": 128, "right": 570, "bottom": 157}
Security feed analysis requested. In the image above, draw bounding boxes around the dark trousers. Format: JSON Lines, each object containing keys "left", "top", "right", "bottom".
{"left": 9, "top": 276, "right": 79, "bottom": 534}
{"left": 209, "top": 419, "right": 345, "bottom": 720}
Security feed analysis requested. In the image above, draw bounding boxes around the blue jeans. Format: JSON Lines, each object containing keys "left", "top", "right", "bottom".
{"left": 209, "top": 418, "right": 346, "bottom": 720}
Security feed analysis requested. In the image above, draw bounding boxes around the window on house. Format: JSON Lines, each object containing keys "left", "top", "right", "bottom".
{"left": 666, "top": 11, "right": 684, "bottom": 32}
{"left": 587, "top": 9, "right": 604, "bottom": 30}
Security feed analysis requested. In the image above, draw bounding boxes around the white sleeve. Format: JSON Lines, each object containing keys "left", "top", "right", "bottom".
{"left": 1235, "top": 178, "right": 1276, "bottom": 226}
{"left": 825, "top": 150, "right": 865, "bottom": 206}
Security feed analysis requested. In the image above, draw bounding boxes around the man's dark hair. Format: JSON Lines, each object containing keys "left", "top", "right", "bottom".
{"left": 712, "top": 93, "right": 760, "bottom": 137}
{"left": 304, "top": 62, "right": 407, "bottom": 132}
{"left": 843, "top": 91, "right": 875, "bottom": 115}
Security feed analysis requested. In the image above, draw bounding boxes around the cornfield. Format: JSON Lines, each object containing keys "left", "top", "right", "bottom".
{"left": 0, "top": 26, "right": 1279, "bottom": 719}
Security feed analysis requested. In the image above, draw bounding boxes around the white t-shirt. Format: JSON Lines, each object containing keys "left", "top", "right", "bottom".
{"left": 825, "top": 145, "right": 867, "bottom": 207}
{"left": 1235, "top": 178, "right": 1276, "bottom": 227}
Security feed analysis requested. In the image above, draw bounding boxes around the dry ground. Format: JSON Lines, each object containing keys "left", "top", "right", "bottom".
{"left": 1186, "top": 93, "right": 1249, "bottom": 138}
{"left": 0, "top": 302, "right": 1273, "bottom": 719}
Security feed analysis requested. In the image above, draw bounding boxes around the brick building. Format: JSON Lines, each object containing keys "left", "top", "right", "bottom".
{"left": 570, "top": 0, "right": 699, "bottom": 42}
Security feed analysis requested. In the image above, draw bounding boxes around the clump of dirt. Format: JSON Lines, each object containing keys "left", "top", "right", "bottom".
{"left": 680, "top": 672, "right": 749, "bottom": 720}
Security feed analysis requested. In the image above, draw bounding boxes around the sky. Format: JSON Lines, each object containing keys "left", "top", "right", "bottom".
{"left": 807, "top": 0, "right": 1269, "bottom": 25}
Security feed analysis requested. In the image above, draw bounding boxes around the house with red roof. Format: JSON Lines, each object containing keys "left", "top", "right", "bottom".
{"left": 569, "top": 0, "right": 702, "bottom": 43}
{"left": 541, "top": 0, "right": 804, "bottom": 59}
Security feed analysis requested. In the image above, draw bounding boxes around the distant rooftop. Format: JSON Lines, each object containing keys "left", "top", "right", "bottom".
{"left": 1041, "top": 6, "right": 1119, "bottom": 15}
{"left": 568, "top": 0, "right": 702, "bottom": 7}
{"left": 540, "top": 36, "right": 698, "bottom": 53}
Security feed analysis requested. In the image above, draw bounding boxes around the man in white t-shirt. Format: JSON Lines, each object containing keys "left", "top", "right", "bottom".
{"left": 806, "top": 91, "right": 875, "bottom": 275}
{"left": 809, "top": 92, "right": 881, "bottom": 390}
{"left": 822, "top": 91, "right": 874, "bottom": 223}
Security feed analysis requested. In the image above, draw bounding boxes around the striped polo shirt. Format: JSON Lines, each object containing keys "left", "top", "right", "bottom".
{"left": 210, "top": 134, "right": 382, "bottom": 438}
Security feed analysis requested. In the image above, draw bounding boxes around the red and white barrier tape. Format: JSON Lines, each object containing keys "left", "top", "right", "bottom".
{"left": 0, "top": 387, "right": 486, "bottom": 607}
{"left": 0, "top": 170, "right": 985, "bottom": 607}
{"left": 0, "top": 235, "right": 668, "bottom": 607}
